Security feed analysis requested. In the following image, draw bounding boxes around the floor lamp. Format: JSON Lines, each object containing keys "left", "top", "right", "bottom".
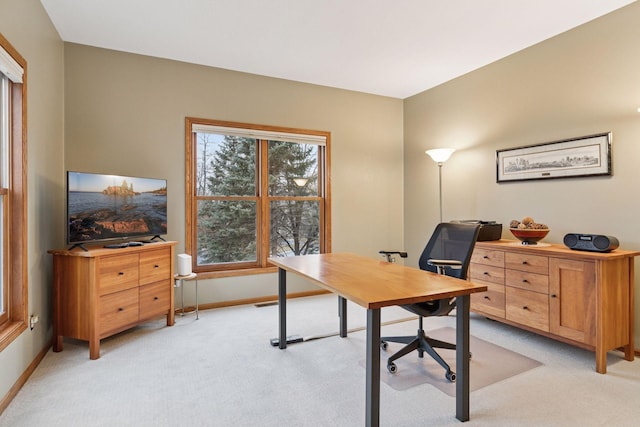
{"left": 425, "top": 148, "right": 455, "bottom": 223}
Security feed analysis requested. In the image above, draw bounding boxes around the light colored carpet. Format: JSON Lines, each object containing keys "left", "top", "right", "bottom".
{"left": 1, "top": 294, "right": 640, "bottom": 427}
{"left": 371, "top": 327, "right": 542, "bottom": 395}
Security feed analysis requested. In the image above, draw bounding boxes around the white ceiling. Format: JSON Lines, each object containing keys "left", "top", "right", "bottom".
{"left": 40, "top": 0, "right": 636, "bottom": 99}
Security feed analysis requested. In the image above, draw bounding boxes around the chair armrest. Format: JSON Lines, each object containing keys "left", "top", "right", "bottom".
{"left": 428, "top": 259, "right": 462, "bottom": 270}
{"left": 379, "top": 250, "right": 408, "bottom": 263}
{"left": 379, "top": 250, "right": 408, "bottom": 258}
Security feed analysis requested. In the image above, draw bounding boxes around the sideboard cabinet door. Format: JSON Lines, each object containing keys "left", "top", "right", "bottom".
{"left": 549, "top": 258, "right": 596, "bottom": 346}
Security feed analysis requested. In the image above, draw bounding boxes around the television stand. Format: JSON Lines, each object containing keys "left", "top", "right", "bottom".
{"left": 49, "top": 241, "right": 177, "bottom": 359}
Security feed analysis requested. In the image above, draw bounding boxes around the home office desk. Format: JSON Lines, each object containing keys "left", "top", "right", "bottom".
{"left": 268, "top": 253, "right": 488, "bottom": 427}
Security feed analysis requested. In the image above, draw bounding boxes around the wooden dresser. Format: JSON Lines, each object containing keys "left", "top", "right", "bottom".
{"left": 469, "top": 239, "right": 639, "bottom": 373}
{"left": 49, "top": 241, "right": 177, "bottom": 359}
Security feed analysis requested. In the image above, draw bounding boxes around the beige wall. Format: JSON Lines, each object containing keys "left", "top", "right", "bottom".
{"left": 63, "top": 43, "right": 404, "bottom": 303}
{"left": 0, "top": 0, "right": 65, "bottom": 401}
{"left": 404, "top": 2, "right": 640, "bottom": 343}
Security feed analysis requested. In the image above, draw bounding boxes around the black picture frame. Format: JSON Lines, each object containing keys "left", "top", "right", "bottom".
{"left": 496, "top": 132, "right": 612, "bottom": 183}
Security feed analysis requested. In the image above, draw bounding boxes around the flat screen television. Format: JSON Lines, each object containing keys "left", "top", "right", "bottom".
{"left": 67, "top": 171, "right": 167, "bottom": 249}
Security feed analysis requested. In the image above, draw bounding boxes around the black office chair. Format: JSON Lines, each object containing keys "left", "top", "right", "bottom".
{"left": 379, "top": 222, "right": 480, "bottom": 382}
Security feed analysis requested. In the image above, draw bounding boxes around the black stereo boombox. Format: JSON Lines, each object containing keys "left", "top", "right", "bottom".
{"left": 563, "top": 233, "right": 619, "bottom": 252}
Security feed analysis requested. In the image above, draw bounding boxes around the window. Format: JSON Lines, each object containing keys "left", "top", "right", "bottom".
{"left": 0, "top": 69, "right": 6, "bottom": 327}
{"left": 0, "top": 32, "right": 28, "bottom": 351}
{"left": 186, "top": 118, "right": 331, "bottom": 274}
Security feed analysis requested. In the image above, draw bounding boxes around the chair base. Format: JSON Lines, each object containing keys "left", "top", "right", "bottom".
{"left": 381, "top": 328, "right": 457, "bottom": 382}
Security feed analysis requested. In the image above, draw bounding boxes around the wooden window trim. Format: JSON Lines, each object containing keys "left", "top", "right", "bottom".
{"left": 0, "top": 32, "right": 28, "bottom": 352}
{"left": 184, "top": 117, "right": 331, "bottom": 275}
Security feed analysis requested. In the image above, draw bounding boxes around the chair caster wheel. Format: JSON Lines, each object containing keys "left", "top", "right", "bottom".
{"left": 387, "top": 362, "right": 397, "bottom": 374}
{"left": 380, "top": 341, "right": 388, "bottom": 351}
{"left": 446, "top": 371, "right": 456, "bottom": 382}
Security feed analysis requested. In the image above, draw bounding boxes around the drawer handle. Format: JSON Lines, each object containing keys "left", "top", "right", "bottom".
{"left": 483, "top": 272, "right": 490, "bottom": 275}
{"left": 154, "top": 264, "right": 160, "bottom": 268}
{"left": 522, "top": 305, "right": 529, "bottom": 310}
{"left": 483, "top": 255, "right": 489, "bottom": 259}
{"left": 551, "top": 294, "right": 557, "bottom": 298}
{"left": 483, "top": 296, "right": 491, "bottom": 300}
{"left": 118, "top": 272, "right": 125, "bottom": 276}
{"left": 522, "top": 261, "right": 528, "bottom": 265}
{"left": 154, "top": 296, "right": 159, "bottom": 300}
{"left": 522, "top": 279, "right": 529, "bottom": 283}
{"left": 118, "top": 307, "right": 124, "bottom": 312}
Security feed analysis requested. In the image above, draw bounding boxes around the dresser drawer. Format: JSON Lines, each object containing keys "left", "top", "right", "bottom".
{"left": 471, "top": 281, "right": 505, "bottom": 318}
{"left": 506, "top": 287, "right": 549, "bottom": 332}
{"left": 469, "top": 263, "right": 505, "bottom": 285}
{"left": 506, "top": 269, "right": 549, "bottom": 294}
{"left": 139, "top": 281, "right": 170, "bottom": 320}
{"left": 99, "top": 288, "right": 139, "bottom": 336}
{"left": 505, "top": 252, "right": 548, "bottom": 275}
{"left": 471, "top": 249, "right": 505, "bottom": 267}
{"left": 140, "top": 248, "right": 171, "bottom": 286}
{"left": 98, "top": 254, "right": 140, "bottom": 295}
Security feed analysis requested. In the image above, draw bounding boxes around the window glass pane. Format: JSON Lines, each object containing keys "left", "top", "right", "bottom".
{"left": 0, "top": 75, "right": 7, "bottom": 314}
{"left": 196, "top": 200, "right": 257, "bottom": 264}
{"left": 268, "top": 141, "right": 318, "bottom": 196}
{"left": 196, "top": 133, "right": 256, "bottom": 196}
{"left": 0, "top": 196, "right": 3, "bottom": 314}
{"left": 0, "top": 75, "right": 7, "bottom": 186}
{"left": 270, "top": 200, "right": 319, "bottom": 257}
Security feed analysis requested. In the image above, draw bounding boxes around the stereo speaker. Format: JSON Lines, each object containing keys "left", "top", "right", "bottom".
{"left": 177, "top": 253, "right": 193, "bottom": 276}
{"left": 563, "top": 233, "right": 619, "bottom": 252}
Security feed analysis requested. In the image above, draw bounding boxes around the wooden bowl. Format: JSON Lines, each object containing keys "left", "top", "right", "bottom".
{"left": 509, "top": 228, "right": 550, "bottom": 244}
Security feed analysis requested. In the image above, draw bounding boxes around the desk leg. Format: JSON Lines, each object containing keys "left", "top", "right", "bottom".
{"left": 278, "top": 268, "right": 287, "bottom": 350}
{"left": 338, "top": 296, "right": 347, "bottom": 337}
{"left": 456, "top": 295, "right": 470, "bottom": 422}
{"left": 365, "top": 308, "right": 381, "bottom": 427}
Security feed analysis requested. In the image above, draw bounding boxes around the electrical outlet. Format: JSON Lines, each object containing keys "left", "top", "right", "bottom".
{"left": 29, "top": 314, "right": 39, "bottom": 330}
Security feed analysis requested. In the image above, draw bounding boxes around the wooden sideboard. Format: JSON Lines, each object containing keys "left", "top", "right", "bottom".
{"left": 49, "top": 241, "right": 177, "bottom": 359}
{"left": 469, "top": 239, "right": 639, "bottom": 374}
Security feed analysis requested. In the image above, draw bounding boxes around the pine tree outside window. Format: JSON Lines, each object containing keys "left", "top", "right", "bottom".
{"left": 185, "top": 118, "right": 331, "bottom": 275}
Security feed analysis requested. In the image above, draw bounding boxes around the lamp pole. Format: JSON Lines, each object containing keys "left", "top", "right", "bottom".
{"left": 436, "top": 161, "right": 444, "bottom": 223}
{"left": 425, "top": 148, "right": 455, "bottom": 224}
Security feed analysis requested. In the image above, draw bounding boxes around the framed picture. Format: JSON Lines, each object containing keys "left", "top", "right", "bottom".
{"left": 496, "top": 132, "right": 612, "bottom": 183}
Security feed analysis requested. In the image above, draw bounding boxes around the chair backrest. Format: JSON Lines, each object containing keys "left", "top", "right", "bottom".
{"left": 418, "top": 222, "right": 481, "bottom": 280}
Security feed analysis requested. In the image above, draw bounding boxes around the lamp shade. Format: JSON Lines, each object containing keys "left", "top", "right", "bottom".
{"left": 425, "top": 148, "right": 455, "bottom": 163}
{"left": 293, "top": 177, "right": 308, "bottom": 187}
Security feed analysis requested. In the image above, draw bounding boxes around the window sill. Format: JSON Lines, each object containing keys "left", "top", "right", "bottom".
{"left": 194, "top": 266, "right": 279, "bottom": 280}
{"left": 0, "top": 320, "right": 28, "bottom": 352}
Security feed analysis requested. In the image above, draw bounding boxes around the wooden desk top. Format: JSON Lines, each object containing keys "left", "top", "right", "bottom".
{"left": 268, "top": 253, "right": 487, "bottom": 310}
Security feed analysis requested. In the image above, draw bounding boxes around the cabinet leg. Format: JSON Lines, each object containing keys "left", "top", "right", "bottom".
{"left": 53, "top": 336, "right": 63, "bottom": 352}
{"left": 89, "top": 339, "right": 100, "bottom": 360}
{"left": 595, "top": 350, "right": 607, "bottom": 374}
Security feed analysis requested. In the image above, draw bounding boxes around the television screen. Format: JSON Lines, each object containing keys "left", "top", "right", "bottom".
{"left": 67, "top": 171, "right": 167, "bottom": 245}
